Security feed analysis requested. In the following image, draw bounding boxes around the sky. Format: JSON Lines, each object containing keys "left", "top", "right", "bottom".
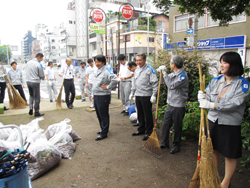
{"left": 0, "top": 0, "right": 159, "bottom": 55}
{"left": 0, "top": 0, "right": 69, "bottom": 54}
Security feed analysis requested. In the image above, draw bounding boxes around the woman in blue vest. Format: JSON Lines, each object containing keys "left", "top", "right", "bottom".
{"left": 198, "top": 52, "right": 250, "bottom": 188}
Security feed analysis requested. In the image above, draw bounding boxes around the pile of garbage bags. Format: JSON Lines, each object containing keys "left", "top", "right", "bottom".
{"left": 0, "top": 118, "right": 81, "bottom": 180}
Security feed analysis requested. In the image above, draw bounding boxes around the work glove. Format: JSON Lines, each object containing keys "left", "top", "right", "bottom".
{"left": 48, "top": 81, "right": 52, "bottom": 86}
{"left": 129, "top": 93, "right": 134, "bottom": 101}
{"left": 199, "top": 99, "right": 215, "bottom": 109}
{"left": 197, "top": 90, "right": 206, "bottom": 101}
{"left": 150, "top": 95, "right": 156, "bottom": 103}
{"left": 156, "top": 65, "right": 167, "bottom": 75}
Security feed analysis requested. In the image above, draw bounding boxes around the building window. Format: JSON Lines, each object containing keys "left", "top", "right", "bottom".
{"left": 120, "top": 38, "right": 123, "bottom": 43}
{"left": 51, "top": 39, "right": 55, "bottom": 42}
{"left": 149, "top": 37, "right": 154, "bottom": 42}
{"left": 207, "top": 12, "right": 246, "bottom": 27}
{"left": 69, "top": 20, "right": 73, "bottom": 24}
{"left": 158, "top": 21, "right": 166, "bottom": 32}
{"left": 92, "top": 43, "right": 96, "bottom": 50}
{"left": 111, "top": 26, "right": 116, "bottom": 33}
{"left": 52, "top": 46, "right": 56, "bottom": 49}
{"left": 74, "top": 21, "right": 76, "bottom": 24}
{"left": 175, "top": 14, "right": 204, "bottom": 32}
{"left": 72, "top": 48, "right": 74, "bottom": 52}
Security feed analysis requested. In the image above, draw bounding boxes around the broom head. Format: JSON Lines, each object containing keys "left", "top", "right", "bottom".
{"left": 200, "top": 136, "right": 221, "bottom": 188}
{"left": 188, "top": 165, "right": 200, "bottom": 188}
{"left": 9, "top": 85, "right": 26, "bottom": 109}
{"left": 7, "top": 88, "right": 14, "bottom": 109}
{"left": 56, "top": 83, "right": 64, "bottom": 110}
{"left": 143, "top": 128, "right": 163, "bottom": 158}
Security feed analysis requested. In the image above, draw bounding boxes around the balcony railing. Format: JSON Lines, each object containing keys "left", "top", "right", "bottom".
{"left": 122, "top": 25, "right": 156, "bottom": 33}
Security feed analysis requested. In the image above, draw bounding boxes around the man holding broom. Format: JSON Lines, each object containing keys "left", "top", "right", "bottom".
{"left": 156, "top": 55, "right": 188, "bottom": 154}
{"left": 26, "top": 53, "right": 45, "bottom": 117}
{"left": 7, "top": 61, "right": 28, "bottom": 105}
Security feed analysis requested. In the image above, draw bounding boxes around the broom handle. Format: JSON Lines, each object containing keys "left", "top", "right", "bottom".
{"left": 154, "top": 71, "right": 162, "bottom": 129}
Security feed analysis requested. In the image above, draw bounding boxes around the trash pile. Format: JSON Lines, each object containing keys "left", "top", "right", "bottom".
{"left": 0, "top": 118, "right": 81, "bottom": 181}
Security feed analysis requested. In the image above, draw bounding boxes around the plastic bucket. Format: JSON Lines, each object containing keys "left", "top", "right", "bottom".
{"left": 0, "top": 166, "right": 29, "bottom": 188}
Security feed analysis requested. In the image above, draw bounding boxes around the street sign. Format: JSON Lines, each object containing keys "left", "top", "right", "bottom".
{"left": 187, "top": 29, "right": 193, "bottom": 34}
{"left": 92, "top": 10, "right": 104, "bottom": 23}
{"left": 1, "top": 49, "right": 4, "bottom": 52}
{"left": 122, "top": 5, "right": 133, "bottom": 19}
{"left": 89, "top": 24, "right": 106, "bottom": 34}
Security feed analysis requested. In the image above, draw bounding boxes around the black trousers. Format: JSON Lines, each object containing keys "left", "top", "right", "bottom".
{"left": 94, "top": 95, "right": 110, "bottom": 137}
{"left": 27, "top": 82, "right": 40, "bottom": 113}
{"left": 0, "top": 82, "right": 6, "bottom": 103}
{"left": 161, "top": 105, "right": 186, "bottom": 147}
{"left": 135, "top": 96, "right": 154, "bottom": 135}
{"left": 64, "top": 79, "right": 75, "bottom": 106}
{"left": 13, "top": 85, "right": 27, "bottom": 101}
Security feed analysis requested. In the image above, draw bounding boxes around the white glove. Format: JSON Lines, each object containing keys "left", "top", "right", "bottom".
{"left": 150, "top": 95, "right": 156, "bottom": 103}
{"left": 156, "top": 65, "right": 167, "bottom": 75}
{"left": 198, "top": 90, "right": 206, "bottom": 101}
{"left": 199, "top": 99, "right": 215, "bottom": 109}
{"left": 48, "top": 81, "right": 52, "bottom": 86}
{"left": 63, "top": 75, "right": 66, "bottom": 79}
{"left": 129, "top": 93, "right": 134, "bottom": 101}
{"left": 3, "top": 74, "right": 7, "bottom": 77}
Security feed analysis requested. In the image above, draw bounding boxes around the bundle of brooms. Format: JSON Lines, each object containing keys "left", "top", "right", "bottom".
{"left": 1, "top": 67, "right": 26, "bottom": 109}
{"left": 188, "top": 64, "right": 221, "bottom": 188}
{"left": 143, "top": 71, "right": 163, "bottom": 158}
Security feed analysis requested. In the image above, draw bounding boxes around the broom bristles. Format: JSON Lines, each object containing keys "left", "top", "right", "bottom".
{"left": 188, "top": 165, "right": 200, "bottom": 188}
{"left": 143, "top": 130, "right": 163, "bottom": 158}
{"left": 8, "top": 88, "right": 14, "bottom": 109}
{"left": 56, "top": 81, "right": 64, "bottom": 110}
{"left": 200, "top": 136, "right": 221, "bottom": 188}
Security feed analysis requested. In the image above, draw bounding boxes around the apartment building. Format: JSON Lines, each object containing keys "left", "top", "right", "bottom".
{"left": 167, "top": 5, "right": 250, "bottom": 67}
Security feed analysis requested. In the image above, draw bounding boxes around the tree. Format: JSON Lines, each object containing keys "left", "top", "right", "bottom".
{"left": 0, "top": 45, "right": 12, "bottom": 64}
{"left": 153, "top": 0, "right": 250, "bottom": 25}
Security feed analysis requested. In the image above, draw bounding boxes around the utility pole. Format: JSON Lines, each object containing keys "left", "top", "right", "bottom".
{"left": 6, "top": 45, "right": 9, "bottom": 66}
{"left": 193, "top": 14, "right": 198, "bottom": 54}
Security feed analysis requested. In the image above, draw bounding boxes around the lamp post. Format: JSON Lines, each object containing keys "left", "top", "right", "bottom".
{"left": 147, "top": 0, "right": 150, "bottom": 55}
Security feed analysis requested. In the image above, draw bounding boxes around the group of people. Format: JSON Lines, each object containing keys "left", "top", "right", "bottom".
{"left": 0, "top": 51, "right": 249, "bottom": 187}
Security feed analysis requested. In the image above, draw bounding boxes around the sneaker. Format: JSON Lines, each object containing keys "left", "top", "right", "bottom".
{"left": 81, "top": 99, "right": 85, "bottom": 102}
{"left": 90, "top": 104, "right": 94, "bottom": 108}
{"left": 50, "top": 99, "right": 53, "bottom": 102}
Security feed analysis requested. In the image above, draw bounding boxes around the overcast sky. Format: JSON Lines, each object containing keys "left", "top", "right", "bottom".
{"left": 0, "top": 0, "right": 158, "bottom": 55}
{"left": 0, "top": 0, "right": 69, "bottom": 54}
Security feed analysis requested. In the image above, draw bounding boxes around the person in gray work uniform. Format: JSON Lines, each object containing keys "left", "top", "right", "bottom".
{"left": 91, "top": 55, "right": 118, "bottom": 141}
{"left": 0, "top": 59, "right": 8, "bottom": 110}
{"left": 59, "top": 58, "right": 75, "bottom": 109}
{"left": 130, "top": 53, "right": 158, "bottom": 141}
{"left": 45, "top": 62, "right": 58, "bottom": 102}
{"left": 75, "top": 62, "right": 87, "bottom": 102}
{"left": 118, "top": 54, "right": 134, "bottom": 116}
{"left": 156, "top": 55, "right": 188, "bottom": 154}
{"left": 8, "top": 61, "right": 28, "bottom": 105}
{"left": 198, "top": 52, "right": 250, "bottom": 188}
{"left": 26, "top": 53, "right": 45, "bottom": 117}
{"left": 86, "top": 58, "right": 97, "bottom": 108}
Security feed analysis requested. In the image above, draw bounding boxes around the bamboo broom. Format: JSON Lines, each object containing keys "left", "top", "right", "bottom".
{"left": 200, "top": 74, "right": 221, "bottom": 188}
{"left": 143, "top": 71, "right": 163, "bottom": 158}
{"left": 56, "top": 67, "right": 69, "bottom": 110}
{"left": 1, "top": 67, "right": 26, "bottom": 109}
{"left": 7, "top": 87, "right": 14, "bottom": 109}
{"left": 188, "top": 63, "right": 204, "bottom": 187}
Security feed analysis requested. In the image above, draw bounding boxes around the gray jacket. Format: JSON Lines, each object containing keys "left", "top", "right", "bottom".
{"left": 26, "top": 58, "right": 45, "bottom": 83}
{"left": 131, "top": 64, "right": 158, "bottom": 97}
{"left": 163, "top": 69, "right": 189, "bottom": 107}
{"left": 0, "top": 65, "right": 7, "bottom": 83}
{"left": 75, "top": 66, "right": 86, "bottom": 84}
{"left": 8, "top": 69, "right": 23, "bottom": 85}
{"left": 206, "top": 75, "right": 250, "bottom": 126}
{"left": 92, "top": 66, "right": 118, "bottom": 96}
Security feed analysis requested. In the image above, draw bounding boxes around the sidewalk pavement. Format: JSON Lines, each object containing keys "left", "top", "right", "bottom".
{"left": 1, "top": 96, "right": 122, "bottom": 117}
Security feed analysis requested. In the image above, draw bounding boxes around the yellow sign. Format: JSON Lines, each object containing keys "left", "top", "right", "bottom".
{"left": 89, "top": 24, "right": 106, "bottom": 34}
{"left": 135, "top": 35, "right": 142, "bottom": 45}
